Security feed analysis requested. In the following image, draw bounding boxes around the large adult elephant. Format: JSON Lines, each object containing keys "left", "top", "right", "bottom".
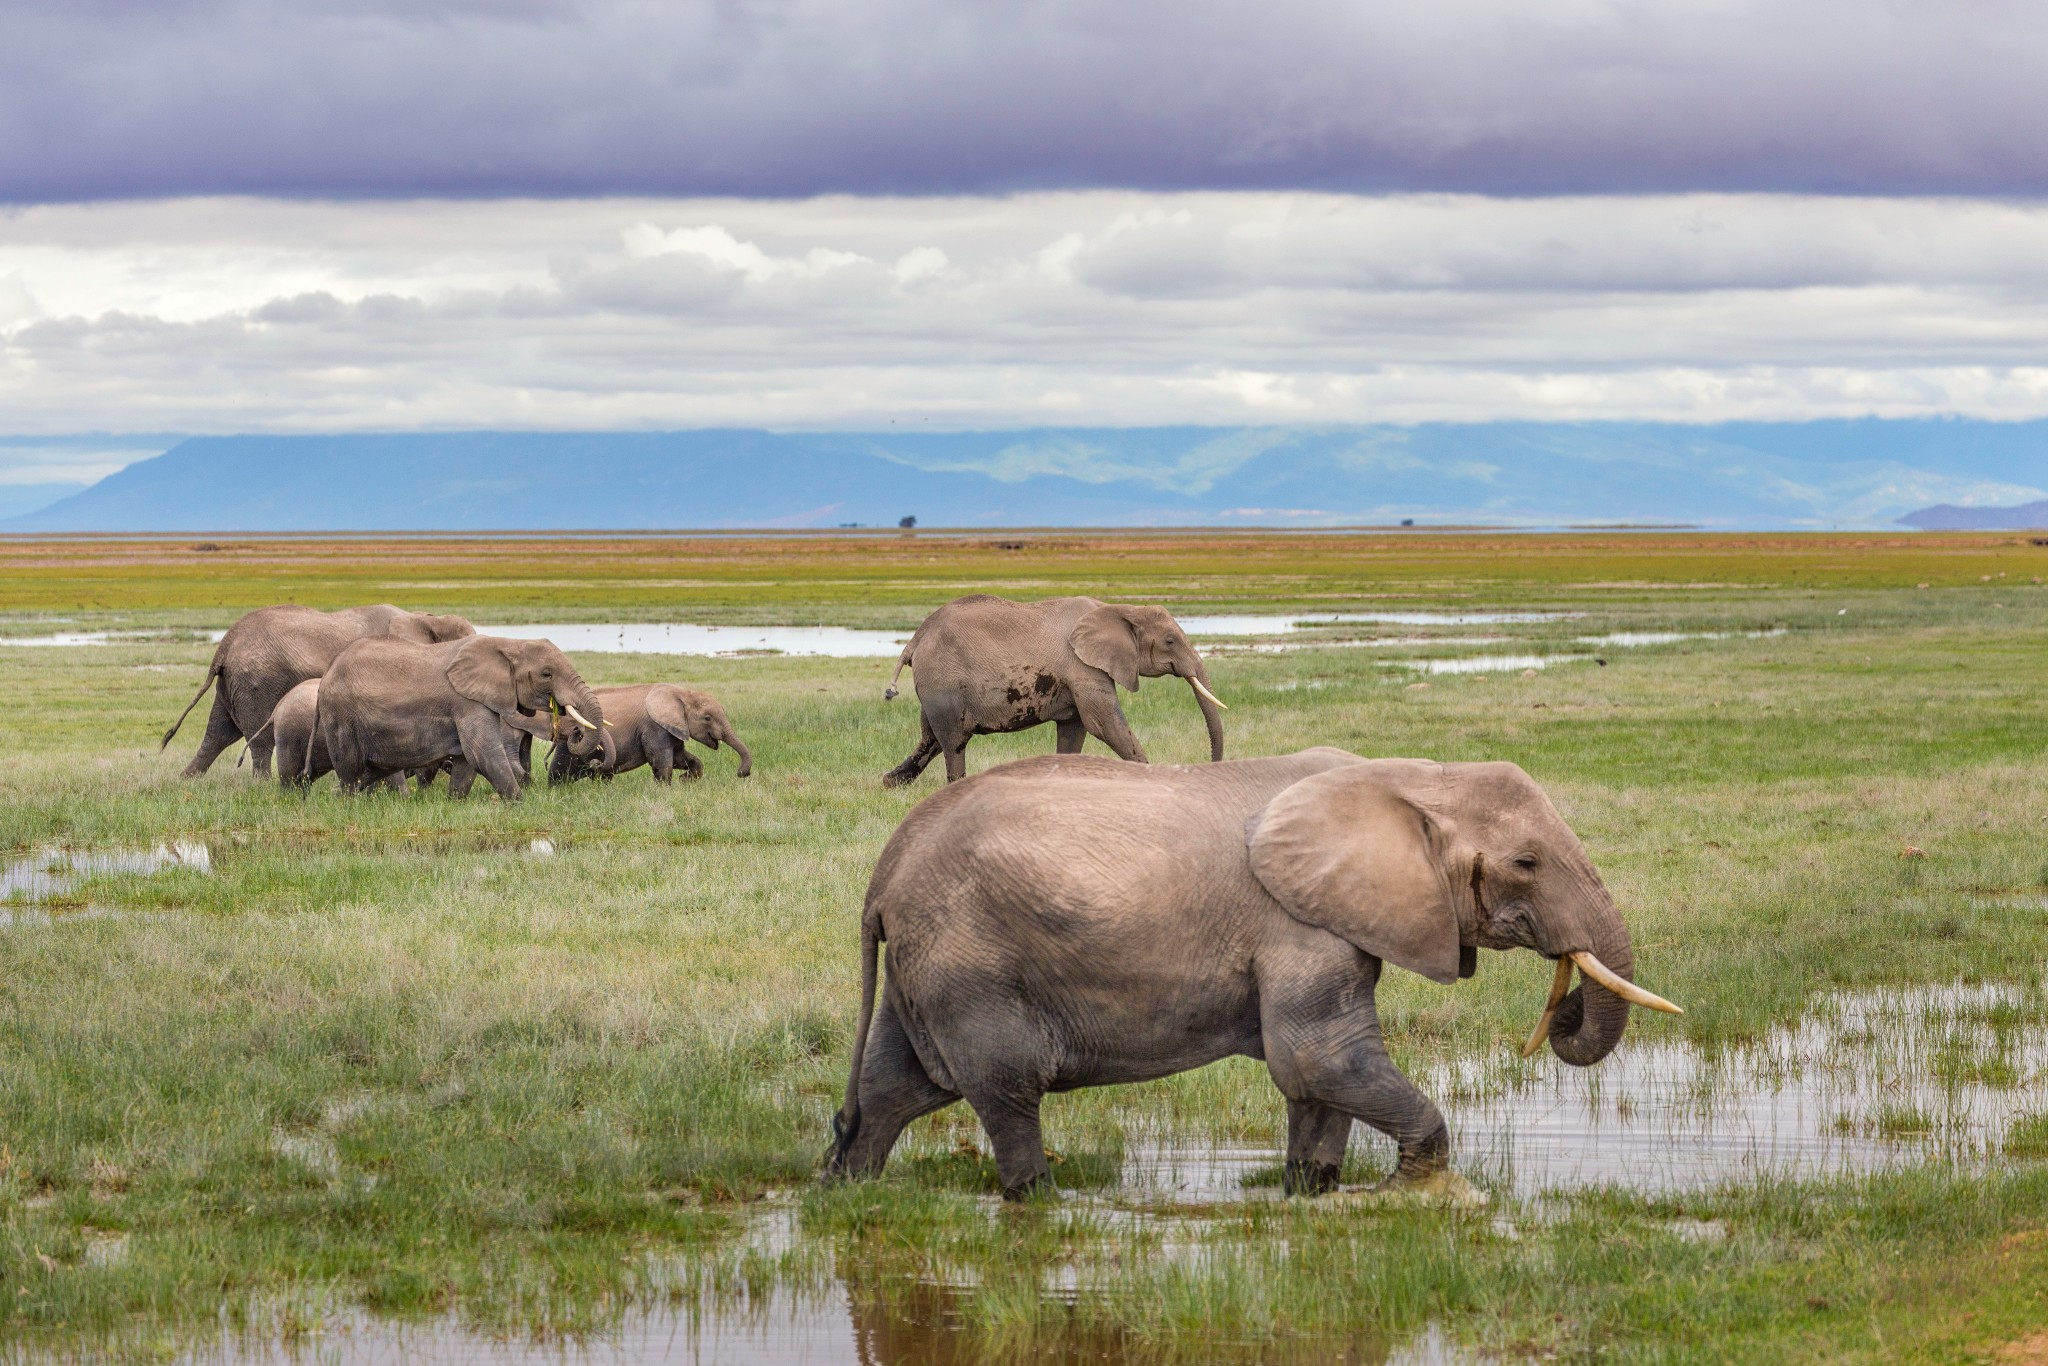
{"left": 160, "top": 604, "right": 474, "bottom": 777}
{"left": 313, "top": 634, "right": 611, "bottom": 800}
{"left": 547, "top": 683, "right": 752, "bottom": 785}
{"left": 880, "top": 595, "right": 1226, "bottom": 786}
{"left": 255, "top": 679, "right": 533, "bottom": 795}
{"left": 825, "top": 749, "right": 1681, "bottom": 1199}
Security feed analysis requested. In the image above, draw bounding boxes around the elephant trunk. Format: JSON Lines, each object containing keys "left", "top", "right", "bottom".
{"left": 721, "top": 723, "right": 753, "bottom": 778}
{"left": 1185, "top": 663, "right": 1226, "bottom": 762}
{"left": 556, "top": 669, "right": 614, "bottom": 772}
{"left": 1545, "top": 889, "right": 1635, "bottom": 1068}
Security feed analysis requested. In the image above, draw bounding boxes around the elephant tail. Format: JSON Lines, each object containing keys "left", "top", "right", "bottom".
{"left": 159, "top": 664, "right": 221, "bottom": 751}
{"left": 831, "top": 916, "right": 882, "bottom": 1159}
{"left": 882, "top": 632, "right": 919, "bottom": 701}
{"left": 300, "top": 690, "right": 321, "bottom": 784}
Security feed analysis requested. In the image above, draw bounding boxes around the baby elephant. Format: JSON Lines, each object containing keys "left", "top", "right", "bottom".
{"left": 547, "top": 683, "right": 752, "bottom": 785}
{"left": 825, "top": 748, "right": 1682, "bottom": 1200}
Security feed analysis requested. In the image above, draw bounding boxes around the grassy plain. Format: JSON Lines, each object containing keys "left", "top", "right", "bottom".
{"left": 2, "top": 530, "right": 2048, "bottom": 1362}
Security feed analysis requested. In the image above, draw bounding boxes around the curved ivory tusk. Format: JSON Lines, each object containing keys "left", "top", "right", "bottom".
{"left": 1188, "top": 676, "right": 1229, "bottom": 711}
{"left": 1520, "top": 956, "right": 1576, "bottom": 1058}
{"left": 1570, "top": 951, "right": 1684, "bottom": 1015}
{"left": 564, "top": 703, "right": 598, "bottom": 730}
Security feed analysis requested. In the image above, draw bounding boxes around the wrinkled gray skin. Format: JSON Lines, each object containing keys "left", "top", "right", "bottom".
{"left": 160, "top": 604, "right": 474, "bottom": 778}
{"left": 313, "top": 634, "right": 611, "bottom": 800}
{"left": 826, "top": 749, "right": 1639, "bottom": 1199}
{"left": 881, "top": 595, "right": 1224, "bottom": 786}
{"left": 548, "top": 683, "right": 753, "bottom": 785}
{"left": 259, "top": 679, "right": 531, "bottom": 795}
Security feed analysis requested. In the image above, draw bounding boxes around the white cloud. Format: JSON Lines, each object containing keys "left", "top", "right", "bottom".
{"left": 8, "top": 192, "right": 2048, "bottom": 452}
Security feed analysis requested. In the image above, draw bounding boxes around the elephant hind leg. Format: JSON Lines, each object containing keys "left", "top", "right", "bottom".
{"left": 882, "top": 711, "right": 943, "bottom": 788}
{"left": 830, "top": 996, "right": 957, "bottom": 1180}
{"left": 180, "top": 691, "right": 244, "bottom": 778}
{"left": 962, "top": 1085, "right": 1051, "bottom": 1199}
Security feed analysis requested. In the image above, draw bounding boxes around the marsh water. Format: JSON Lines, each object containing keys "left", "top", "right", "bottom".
{"left": 12, "top": 842, "right": 2046, "bottom": 1360}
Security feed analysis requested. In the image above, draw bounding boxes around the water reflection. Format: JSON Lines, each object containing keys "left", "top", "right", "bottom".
{"left": 1435, "top": 980, "right": 2048, "bottom": 1197}
{"left": 1, "top": 841, "right": 211, "bottom": 906}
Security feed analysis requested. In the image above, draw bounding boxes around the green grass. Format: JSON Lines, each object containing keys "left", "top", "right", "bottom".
{"left": 4, "top": 533, "right": 2048, "bottom": 1361}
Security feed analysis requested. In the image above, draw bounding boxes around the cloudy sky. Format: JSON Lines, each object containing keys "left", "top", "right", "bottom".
{"left": 4, "top": 0, "right": 2047, "bottom": 484}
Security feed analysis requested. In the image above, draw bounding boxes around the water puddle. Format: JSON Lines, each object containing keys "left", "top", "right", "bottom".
{"left": 1576, "top": 629, "right": 1787, "bottom": 648}
{"left": 1, "top": 841, "right": 211, "bottom": 908}
{"left": 1435, "top": 980, "right": 2048, "bottom": 1198}
{"left": 1180, "top": 612, "right": 1578, "bottom": 635}
{"left": 1390, "top": 654, "right": 1578, "bottom": 675}
{"left": 180, "top": 1259, "right": 1466, "bottom": 1365}
{"left": 0, "top": 610, "right": 1589, "bottom": 661}
{"left": 0, "top": 629, "right": 221, "bottom": 647}
{"left": 484, "top": 623, "right": 915, "bottom": 658}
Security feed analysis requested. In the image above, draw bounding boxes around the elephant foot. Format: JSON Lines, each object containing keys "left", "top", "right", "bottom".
{"left": 1383, "top": 1126, "right": 1452, "bottom": 1187}
{"left": 1283, "top": 1159, "right": 1343, "bottom": 1197}
{"left": 880, "top": 767, "right": 919, "bottom": 789}
{"left": 1000, "top": 1171, "right": 1057, "bottom": 1203}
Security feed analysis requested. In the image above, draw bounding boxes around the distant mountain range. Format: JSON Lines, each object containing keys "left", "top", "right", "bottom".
{"left": 1896, "top": 500, "right": 2048, "bottom": 530}
{"left": 5, "top": 420, "right": 2047, "bottom": 531}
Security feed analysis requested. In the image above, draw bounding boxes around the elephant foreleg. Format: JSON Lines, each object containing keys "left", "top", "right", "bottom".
{"left": 1072, "top": 683, "right": 1147, "bottom": 764}
{"left": 881, "top": 711, "right": 943, "bottom": 788}
{"left": 180, "top": 691, "right": 244, "bottom": 778}
{"left": 456, "top": 713, "right": 523, "bottom": 800}
{"left": 831, "top": 996, "right": 958, "bottom": 1180}
{"left": 1054, "top": 716, "right": 1087, "bottom": 755}
{"left": 445, "top": 760, "right": 477, "bottom": 799}
{"left": 650, "top": 743, "right": 674, "bottom": 784}
{"left": 1283, "top": 1099, "right": 1352, "bottom": 1195}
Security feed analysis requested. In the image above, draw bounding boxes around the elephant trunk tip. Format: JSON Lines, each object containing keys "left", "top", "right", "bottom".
{"left": 883, "top": 686, "right": 898, "bottom": 701}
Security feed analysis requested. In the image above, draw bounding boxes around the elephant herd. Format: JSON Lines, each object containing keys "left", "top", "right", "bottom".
{"left": 158, "top": 604, "right": 749, "bottom": 798}
{"left": 156, "top": 595, "right": 1683, "bottom": 1201}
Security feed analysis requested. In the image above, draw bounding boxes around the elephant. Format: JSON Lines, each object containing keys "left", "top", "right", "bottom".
{"left": 311, "top": 633, "right": 611, "bottom": 800}
{"left": 880, "top": 595, "right": 1226, "bottom": 787}
{"left": 255, "top": 679, "right": 534, "bottom": 795}
{"left": 160, "top": 604, "right": 474, "bottom": 778}
{"left": 824, "top": 749, "right": 1681, "bottom": 1200}
{"left": 546, "top": 683, "right": 753, "bottom": 785}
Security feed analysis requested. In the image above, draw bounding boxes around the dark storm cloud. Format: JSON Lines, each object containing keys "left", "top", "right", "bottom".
{"left": 4, "top": 0, "right": 2046, "bottom": 201}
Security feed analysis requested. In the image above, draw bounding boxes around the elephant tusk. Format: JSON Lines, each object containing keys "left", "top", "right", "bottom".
{"left": 1189, "top": 676, "right": 1229, "bottom": 711}
{"left": 564, "top": 703, "right": 598, "bottom": 730}
{"left": 1569, "top": 951, "right": 1684, "bottom": 1016}
{"left": 1520, "top": 956, "right": 1576, "bottom": 1058}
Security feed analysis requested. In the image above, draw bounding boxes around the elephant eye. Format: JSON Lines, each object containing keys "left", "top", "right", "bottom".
{"left": 1513, "top": 854, "right": 1539, "bottom": 871}
{"left": 541, "top": 668, "right": 553, "bottom": 678}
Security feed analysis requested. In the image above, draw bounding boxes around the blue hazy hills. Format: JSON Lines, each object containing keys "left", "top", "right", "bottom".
{"left": 7, "top": 421, "right": 2048, "bottom": 531}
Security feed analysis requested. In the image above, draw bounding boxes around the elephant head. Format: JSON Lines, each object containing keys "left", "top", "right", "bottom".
{"left": 446, "top": 636, "right": 615, "bottom": 770}
{"left": 1247, "top": 758, "right": 1679, "bottom": 1068}
{"left": 648, "top": 686, "right": 753, "bottom": 777}
{"left": 1069, "top": 603, "right": 1227, "bottom": 761}
{"left": 385, "top": 611, "right": 476, "bottom": 645}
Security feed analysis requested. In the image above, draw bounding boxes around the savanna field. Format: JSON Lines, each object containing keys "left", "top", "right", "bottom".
{"left": 4, "top": 529, "right": 2048, "bottom": 1363}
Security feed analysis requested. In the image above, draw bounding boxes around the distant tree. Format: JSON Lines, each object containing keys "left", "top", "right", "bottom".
{"left": 899, "top": 515, "right": 917, "bottom": 529}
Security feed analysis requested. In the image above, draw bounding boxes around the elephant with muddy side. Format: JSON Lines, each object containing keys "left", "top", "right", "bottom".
{"left": 825, "top": 749, "right": 1681, "bottom": 1199}
{"left": 547, "top": 683, "right": 753, "bottom": 785}
{"left": 881, "top": 595, "right": 1226, "bottom": 786}
{"left": 312, "top": 634, "right": 610, "bottom": 799}
{"left": 160, "top": 604, "right": 474, "bottom": 777}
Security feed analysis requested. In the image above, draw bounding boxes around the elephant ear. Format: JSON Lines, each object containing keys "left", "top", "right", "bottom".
{"left": 1070, "top": 606, "right": 1141, "bottom": 692}
{"left": 645, "top": 687, "right": 697, "bottom": 743}
{"left": 445, "top": 637, "right": 518, "bottom": 712}
{"left": 1246, "top": 766, "right": 1462, "bottom": 985}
